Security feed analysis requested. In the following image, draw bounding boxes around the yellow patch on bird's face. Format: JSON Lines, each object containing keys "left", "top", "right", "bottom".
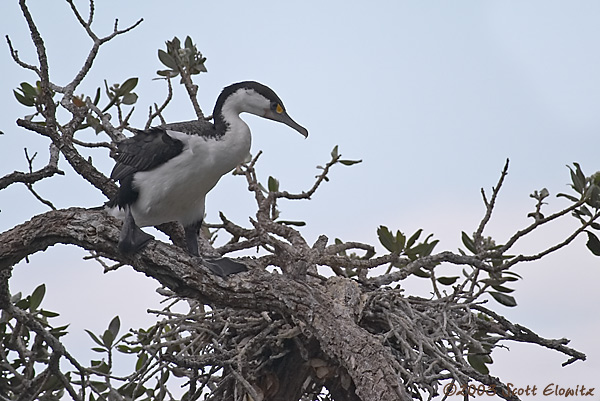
{"left": 276, "top": 104, "right": 283, "bottom": 114}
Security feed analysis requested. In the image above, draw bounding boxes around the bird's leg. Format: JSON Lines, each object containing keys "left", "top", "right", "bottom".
{"left": 183, "top": 220, "right": 247, "bottom": 277}
{"left": 118, "top": 206, "right": 154, "bottom": 253}
{"left": 184, "top": 220, "right": 202, "bottom": 256}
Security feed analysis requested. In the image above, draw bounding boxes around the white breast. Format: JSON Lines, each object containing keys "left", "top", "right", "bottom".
{"left": 127, "top": 127, "right": 251, "bottom": 227}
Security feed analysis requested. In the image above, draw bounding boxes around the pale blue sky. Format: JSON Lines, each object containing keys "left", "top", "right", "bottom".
{"left": 1, "top": 0, "right": 599, "bottom": 397}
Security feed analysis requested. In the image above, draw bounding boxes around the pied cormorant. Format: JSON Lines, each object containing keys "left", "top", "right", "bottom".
{"left": 106, "top": 81, "right": 308, "bottom": 275}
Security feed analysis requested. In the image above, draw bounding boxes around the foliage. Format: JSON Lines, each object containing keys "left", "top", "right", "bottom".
{"left": 0, "top": 1, "right": 598, "bottom": 401}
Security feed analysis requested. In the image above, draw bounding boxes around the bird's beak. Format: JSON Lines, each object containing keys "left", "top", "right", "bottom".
{"left": 263, "top": 108, "right": 309, "bottom": 138}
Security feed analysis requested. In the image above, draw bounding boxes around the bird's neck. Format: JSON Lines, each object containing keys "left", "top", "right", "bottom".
{"left": 210, "top": 102, "right": 252, "bottom": 169}
{"left": 218, "top": 107, "right": 250, "bottom": 139}
{"left": 213, "top": 86, "right": 266, "bottom": 136}
{"left": 213, "top": 91, "right": 253, "bottom": 138}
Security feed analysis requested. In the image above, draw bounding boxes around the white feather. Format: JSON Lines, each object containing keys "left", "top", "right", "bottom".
{"left": 108, "top": 87, "right": 269, "bottom": 227}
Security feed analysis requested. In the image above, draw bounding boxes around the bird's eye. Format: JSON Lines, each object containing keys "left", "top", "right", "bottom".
{"left": 271, "top": 102, "right": 284, "bottom": 114}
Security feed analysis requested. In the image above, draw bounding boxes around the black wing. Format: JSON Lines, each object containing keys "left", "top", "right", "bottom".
{"left": 110, "top": 127, "right": 185, "bottom": 181}
{"left": 107, "top": 121, "right": 215, "bottom": 209}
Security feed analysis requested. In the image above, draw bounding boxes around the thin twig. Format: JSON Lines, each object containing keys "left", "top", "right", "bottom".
{"left": 145, "top": 77, "right": 173, "bottom": 129}
{"left": 5, "top": 35, "right": 39, "bottom": 73}
{"left": 473, "top": 159, "right": 509, "bottom": 251}
{"left": 493, "top": 197, "right": 586, "bottom": 256}
{"left": 501, "top": 210, "right": 600, "bottom": 269}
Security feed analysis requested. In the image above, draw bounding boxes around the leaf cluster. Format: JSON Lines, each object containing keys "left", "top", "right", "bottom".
{"left": 559, "top": 163, "right": 600, "bottom": 255}
{"left": 377, "top": 225, "right": 440, "bottom": 275}
{"left": 157, "top": 36, "right": 207, "bottom": 79}
{"left": 0, "top": 285, "right": 68, "bottom": 400}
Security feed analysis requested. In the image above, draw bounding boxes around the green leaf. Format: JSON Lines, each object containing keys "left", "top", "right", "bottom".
{"left": 158, "top": 49, "right": 177, "bottom": 69}
{"left": 21, "top": 82, "right": 37, "bottom": 96}
{"left": 587, "top": 184, "right": 600, "bottom": 208}
{"left": 557, "top": 192, "right": 579, "bottom": 202}
{"left": 502, "top": 271, "right": 523, "bottom": 280}
{"left": 268, "top": 176, "right": 279, "bottom": 192}
{"left": 184, "top": 35, "right": 194, "bottom": 50}
{"left": 489, "top": 291, "right": 517, "bottom": 307}
{"left": 330, "top": 145, "right": 339, "bottom": 159}
{"left": 377, "top": 226, "right": 400, "bottom": 253}
{"left": 29, "top": 284, "right": 46, "bottom": 311}
{"left": 90, "top": 361, "right": 110, "bottom": 375}
{"left": 117, "top": 383, "right": 136, "bottom": 398}
{"left": 159, "top": 370, "right": 170, "bottom": 385}
{"left": 395, "top": 231, "right": 406, "bottom": 251}
{"left": 338, "top": 159, "right": 362, "bottom": 166}
{"left": 578, "top": 205, "right": 593, "bottom": 217}
{"left": 491, "top": 284, "right": 514, "bottom": 293}
{"left": 467, "top": 354, "right": 490, "bottom": 375}
{"left": 108, "top": 316, "right": 120, "bottom": 338}
{"left": 170, "top": 36, "right": 181, "bottom": 49}
{"left": 121, "top": 93, "right": 138, "bottom": 105}
{"left": 406, "top": 229, "right": 422, "bottom": 249}
{"left": 14, "top": 89, "right": 35, "bottom": 107}
{"left": 49, "top": 324, "right": 70, "bottom": 338}
{"left": 437, "top": 276, "right": 459, "bottom": 285}
{"left": 407, "top": 235, "right": 438, "bottom": 258}
{"left": 421, "top": 238, "right": 439, "bottom": 256}
{"left": 15, "top": 298, "right": 30, "bottom": 310}
{"left": 118, "top": 77, "right": 138, "bottom": 95}
{"left": 85, "top": 329, "right": 105, "bottom": 348}
{"left": 412, "top": 268, "right": 430, "bottom": 278}
{"left": 461, "top": 231, "right": 477, "bottom": 254}
{"left": 92, "top": 347, "right": 108, "bottom": 353}
{"left": 157, "top": 69, "right": 179, "bottom": 78}
{"left": 568, "top": 163, "right": 586, "bottom": 194}
{"left": 117, "top": 344, "right": 141, "bottom": 354}
{"left": 102, "top": 329, "right": 114, "bottom": 348}
{"left": 586, "top": 231, "right": 600, "bottom": 256}
{"left": 136, "top": 352, "right": 148, "bottom": 371}
{"left": 40, "top": 309, "right": 60, "bottom": 318}
{"left": 86, "top": 115, "right": 103, "bottom": 134}
{"left": 92, "top": 87, "right": 101, "bottom": 105}
{"left": 89, "top": 380, "right": 108, "bottom": 392}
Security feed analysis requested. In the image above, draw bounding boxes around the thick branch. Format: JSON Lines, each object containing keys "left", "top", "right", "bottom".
{"left": 369, "top": 251, "right": 492, "bottom": 287}
{"left": 0, "top": 208, "right": 411, "bottom": 400}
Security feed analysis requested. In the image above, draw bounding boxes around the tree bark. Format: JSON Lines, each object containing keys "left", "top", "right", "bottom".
{"left": 0, "top": 207, "right": 409, "bottom": 401}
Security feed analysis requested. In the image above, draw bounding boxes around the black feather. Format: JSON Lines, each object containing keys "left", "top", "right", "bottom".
{"left": 110, "top": 127, "right": 185, "bottom": 181}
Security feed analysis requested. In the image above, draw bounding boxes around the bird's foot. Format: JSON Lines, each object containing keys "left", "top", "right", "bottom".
{"left": 119, "top": 221, "right": 154, "bottom": 254}
{"left": 202, "top": 256, "right": 248, "bottom": 277}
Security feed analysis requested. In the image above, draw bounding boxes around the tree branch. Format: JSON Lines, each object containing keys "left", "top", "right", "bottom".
{"left": 473, "top": 158, "right": 509, "bottom": 251}
{"left": 0, "top": 208, "right": 411, "bottom": 400}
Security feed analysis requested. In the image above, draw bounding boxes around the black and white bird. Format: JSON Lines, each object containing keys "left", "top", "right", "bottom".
{"left": 106, "top": 81, "right": 308, "bottom": 275}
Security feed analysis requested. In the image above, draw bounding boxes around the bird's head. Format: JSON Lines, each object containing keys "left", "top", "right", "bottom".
{"left": 214, "top": 81, "right": 308, "bottom": 138}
